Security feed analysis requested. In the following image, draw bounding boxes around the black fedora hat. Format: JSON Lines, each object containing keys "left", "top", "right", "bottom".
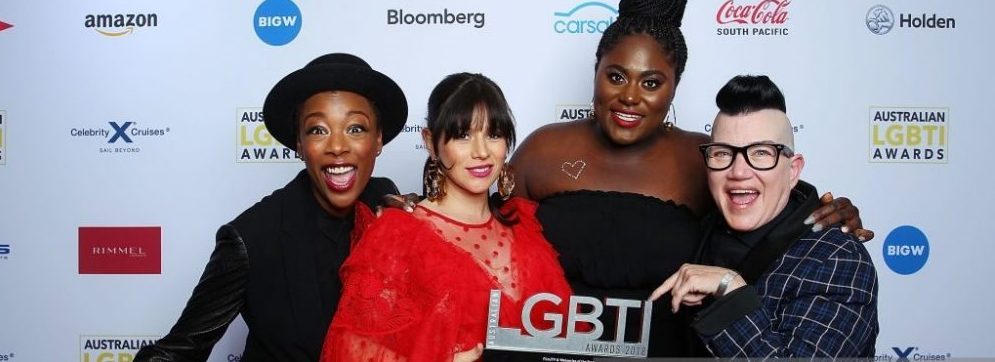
{"left": 263, "top": 53, "right": 408, "bottom": 151}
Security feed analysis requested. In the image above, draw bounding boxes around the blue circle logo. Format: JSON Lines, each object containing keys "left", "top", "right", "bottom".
{"left": 254, "top": 0, "right": 302, "bottom": 46}
{"left": 866, "top": 5, "right": 894, "bottom": 35}
{"left": 882, "top": 225, "right": 929, "bottom": 275}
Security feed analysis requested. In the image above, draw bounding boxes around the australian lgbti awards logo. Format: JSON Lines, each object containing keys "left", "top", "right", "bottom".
{"left": 237, "top": 107, "right": 298, "bottom": 162}
{"left": 865, "top": 5, "right": 956, "bottom": 35}
{"left": 0, "top": 110, "right": 6, "bottom": 165}
{"left": 557, "top": 103, "right": 677, "bottom": 125}
{"left": 869, "top": 106, "right": 947, "bottom": 163}
{"left": 553, "top": 1, "right": 617, "bottom": 34}
{"left": 84, "top": 12, "right": 158, "bottom": 37}
{"left": 78, "top": 226, "right": 161, "bottom": 274}
{"left": 556, "top": 104, "right": 594, "bottom": 122}
{"left": 254, "top": 0, "right": 302, "bottom": 46}
{"left": 69, "top": 120, "right": 171, "bottom": 154}
{"left": 80, "top": 336, "right": 159, "bottom": 362}
{"left": 715, "top": 0, "right": 790, "bottom": 36}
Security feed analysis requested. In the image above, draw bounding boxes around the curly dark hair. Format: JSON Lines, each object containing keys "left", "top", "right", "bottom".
{"left": 595, "top": 0, "right": 688, "bottom": 84}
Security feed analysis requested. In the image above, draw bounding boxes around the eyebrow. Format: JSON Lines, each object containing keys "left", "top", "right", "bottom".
{"left": 301, "top": 110, "right": 372, "bottom": 121}
{"left": 605, "top": 64, "right": 667, "bottom": 79}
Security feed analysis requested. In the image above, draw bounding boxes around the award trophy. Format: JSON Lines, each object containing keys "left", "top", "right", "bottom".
{"left": 484, "top": 290, "right": 651, "bottom": 361}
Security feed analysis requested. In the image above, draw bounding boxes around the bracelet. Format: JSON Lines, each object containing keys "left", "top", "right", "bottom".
{"left": 716, "top": 270, "right": 739, "bottom": 297}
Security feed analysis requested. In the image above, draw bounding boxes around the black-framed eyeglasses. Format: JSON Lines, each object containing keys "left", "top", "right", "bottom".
{"left": 698, "top": 142, "right": 795, "bottom": 171}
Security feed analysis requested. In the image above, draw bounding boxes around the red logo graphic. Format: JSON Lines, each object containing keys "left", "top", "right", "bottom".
{"left": 717, "top": 0, "right": 790, "bottom": 25}
{"left": 79, "top": 226, "right": 161, "bottom": 274}
{"left": 0, "top": 20, "right": 12, "bottom": 31}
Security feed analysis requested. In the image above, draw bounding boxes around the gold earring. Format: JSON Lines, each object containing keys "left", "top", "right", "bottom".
{"left": 424, "top": 157, "right": 447, "bottom": 202}
{"left": 498, "top": 163, "right": 515, "bottom": 201}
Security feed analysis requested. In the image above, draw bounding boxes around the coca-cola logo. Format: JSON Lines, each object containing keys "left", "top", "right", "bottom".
{"left": 717, "top": 0, "right": 790, "bottom": 25}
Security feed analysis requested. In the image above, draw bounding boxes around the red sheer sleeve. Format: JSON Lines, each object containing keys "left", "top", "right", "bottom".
{"left": 321, "top": 209, "right": 465, "bottom": 362}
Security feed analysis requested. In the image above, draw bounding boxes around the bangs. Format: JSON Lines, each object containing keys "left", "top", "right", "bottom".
{"left": 433, "top": 80, "right": 516, "bottom": 148}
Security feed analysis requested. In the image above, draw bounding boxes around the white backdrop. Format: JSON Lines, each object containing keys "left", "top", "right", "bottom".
{"left": 1, "top": 0, "right": 992, "bottom": 360}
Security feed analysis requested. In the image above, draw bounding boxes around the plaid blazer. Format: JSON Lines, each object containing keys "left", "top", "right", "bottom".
{"left": 692, "top": 184, "right": 879, "bottom": 358}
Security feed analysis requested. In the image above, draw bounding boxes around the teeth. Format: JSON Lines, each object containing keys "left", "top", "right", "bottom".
{"left": 324, "top": 166, "right": 355, "bottom": 175}
{"left": 614, "top": 111, "right": 641, "bottom": 122}
{"left": 730, "top": 190, "right": 758, "bottom": 194}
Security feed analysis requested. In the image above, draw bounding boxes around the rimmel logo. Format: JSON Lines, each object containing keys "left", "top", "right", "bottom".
{"left": 79, "top": 226, "right": 161, "bottom": 274}
{"left": 254, "top": 0, "right": 302, "bottom": 46}
{"left": 717, "top": 0, "right": 789, "bottom": 25}
{"left": 84, "top": 13, "right": 158, "bottom": 37}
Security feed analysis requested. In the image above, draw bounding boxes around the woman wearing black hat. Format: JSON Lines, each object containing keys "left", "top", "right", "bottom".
{"left": 135, "top": 53, "right": 408, "bottom": 362}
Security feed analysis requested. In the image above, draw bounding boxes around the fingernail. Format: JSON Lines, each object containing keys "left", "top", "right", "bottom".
{"left": 811, "top": 223, "right": 824, "bottom": 233}
{"left": 841, "top": 226, "right": 850, "bottom": 233}
{"left": 858, "top": 236, "right": 867, "bottom": 242}
{"left": 803, "top": 216, "right": 815, "bottom": 225}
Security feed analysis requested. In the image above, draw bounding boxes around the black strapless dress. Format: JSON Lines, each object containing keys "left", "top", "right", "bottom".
{"left": 536, "top": 190, "right": 707, "bottom": 357}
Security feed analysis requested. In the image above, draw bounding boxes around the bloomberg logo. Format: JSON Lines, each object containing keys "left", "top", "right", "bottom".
{"left": 882, "top": 225, "right": 929, "bottom": 275}
{"left": 553, "top": 2, "right": 618, "bottom": 34}
{"left": 866, "top": 5, "right": 955, "bottom": 35}
{"left": 387, "top": 8, "right": 485, "bottom": 28}
{"left": 254, "top": 0, "right": 302, "bottom": 46}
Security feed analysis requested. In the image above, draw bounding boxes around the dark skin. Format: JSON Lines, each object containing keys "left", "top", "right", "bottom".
{"left": 383, "top": 34, "right": 871, "bottom": 240}
{"left": 509, "top": 33, "right": 873, "bottom": 240}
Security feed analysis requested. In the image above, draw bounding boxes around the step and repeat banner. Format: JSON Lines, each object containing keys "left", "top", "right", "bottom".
{"left": 1, "top": 0, "right": 992, "bottom": 360}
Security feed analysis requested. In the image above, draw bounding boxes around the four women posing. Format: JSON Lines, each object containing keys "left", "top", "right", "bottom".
{"left": 139, "top": 0, "right": 870, "bottom": 360}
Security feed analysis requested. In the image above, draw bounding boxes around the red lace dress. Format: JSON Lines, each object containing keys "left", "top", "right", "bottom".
{"left": 321, "top": 197, "right": 575, "bottom": 361}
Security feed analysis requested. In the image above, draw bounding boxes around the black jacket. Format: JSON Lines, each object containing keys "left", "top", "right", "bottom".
{"left": 136, "top": 170, "right": 398, "bottom": 362}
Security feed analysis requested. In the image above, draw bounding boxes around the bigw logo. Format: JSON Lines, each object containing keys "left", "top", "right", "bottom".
{"left": 886, "top": 245, "right": 926, "bottom": 256}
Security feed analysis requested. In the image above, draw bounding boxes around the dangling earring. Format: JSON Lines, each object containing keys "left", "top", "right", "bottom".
{"left": 663, "top": 103, "right": 677, "bottom": 131}
{"left": 424, "top": 157, "right": 447, "bottom": 202}
{"left": 498, "top": 163, "right": 515, "bottom": 201}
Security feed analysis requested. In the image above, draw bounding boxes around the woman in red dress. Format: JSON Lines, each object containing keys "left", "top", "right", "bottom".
{"left": 321, "top": 73, "right": 575, "bottom": 361}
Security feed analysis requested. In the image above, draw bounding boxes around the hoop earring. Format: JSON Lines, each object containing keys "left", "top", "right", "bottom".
{"left": 663, "top": 104, "right": 677, "bottom": 131}
{"left": 498, "top": 163, "right": 515, "bottom": 201}
{"left": 424, "top": 157, "right": 447, "bottom": 202}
